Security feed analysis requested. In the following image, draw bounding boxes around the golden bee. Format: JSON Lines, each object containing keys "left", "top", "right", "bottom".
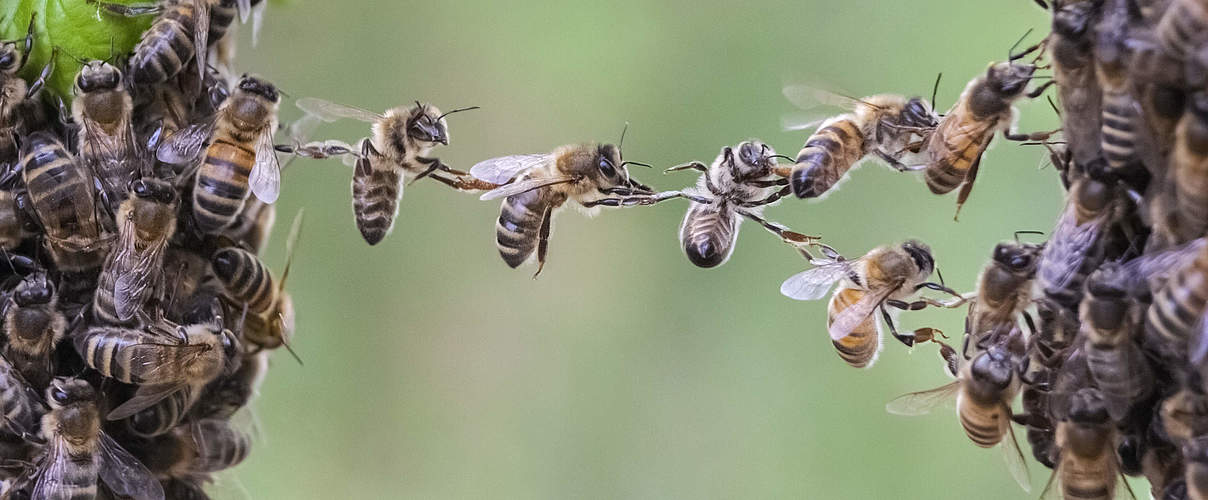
{"left": 1043, "top": 387, "right": 1131, "bottom": 500}
{"left": 19, "top": 131, "right": 110, "bottom": 274}
{"left": 666, "top": 140, "right": 817, "bottom": 268}
{"left": 963, "top": 238, "right": 1043, "bottom": 351}
{"left": 92, "top": 177, "right": 179, "bottom": 325}
{"left": 96, "top": 0, "right": 211, "bottom": 85}
{"left": 780, "top": 240, "right": 961, "bottom": 368}
{"left": 2, "top": 272, "right": 65, "bottom": 390}
{"left": 211, "top": 210, "right": 301, "bottom": 357}
{"left": 295, "top": 97, "right": 482, "bottom": 245}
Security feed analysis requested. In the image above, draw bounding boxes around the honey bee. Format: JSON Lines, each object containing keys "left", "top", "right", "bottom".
{"left": 1172, "top": 92, "right": 1208, "bottom": 240}
{"left": 781, "top": 85, "right": 938, "bottom": 199}
{"left": 886, "top": 342, "right": 1032, "bottom": 491}
{"left": 1186, "top": 435, "right": 1208, "bottom": 500}
{"left": 142, "top": 418, "right": 250, "bottom": 479}
{"left": 964, "top": 238, "right": 1043, "bottom": 351}
{"left": 190, "top": 350, "right": 267, "bottom": 421}
{"left": 666, "top": 140, "right": 817, "bottom": 268}
{"left": 295, "top": 97, "right": 482, "bottom": 245}
{"left": 1161, "top": 388, "right": 1208, "bottom": 448}
{"left": 212, "top": 210, "right": 302, "bottom": 358}
{"left": 92, "top": 177, "right": 179, "bottom": 326}
{"left": 73, "top": 318, "right": 239, "bottom": 421}
{"left": 1043, "top": 387, "right": 1132, "bottom": 500}
{"left": 1079, "top": 264, "right": 1153, "bottom": 421}
{"left": 158, "top": 75, "right": 281, "bottom": 233}
{"left": 0, "top": 353, "right": 45, "bottom": 439}
{"left": 1144, "top": 240, "right": 1208, "bottom": 361}
{"left": 1095, "top": 0, "right": 1148, "bottom": 180}
{"left": 0, "top": 14, "right": 53, "bottom": 165}
{"left": 2, "top": 272, "right": 64, "bottom": 390}
{"left": 922, "top": 39, "right": 1054, "bottom": 217}
{"left": 1046, "top": 0, "right": 1104, "bottom": 166}
{"left": 19, "top": 131, "right": 110, "bottom": 274}
{"left": 126, "top": 385, "right": 201, "bottom": 438}
{"left": 1157, "top": 0, "right": 1208, "bottom": 62}
{"left": 471, "top": 142, "right": 704, "bottom": 277}
{"left": 99, "top": 0, "right": 211, "bottom": 85}
{"left": 31, "top": 377, "right": 162, "bottom": 500}
{"left": 780, "top": 241, "right": 962, "bottom": 368}
{"left": 71, "top": 61, "right": 141, "bottom": 213}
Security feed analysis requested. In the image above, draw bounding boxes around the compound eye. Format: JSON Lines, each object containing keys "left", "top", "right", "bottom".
{"left": 0, "top": 53, "right": 13, "bottom": 69}
{"left": 132, "top": 180, "right": 149, "bottom": 197}
{"left": 51, "top": 387, "right": 69, "bottom": 404}
{"left": 1009, "top": 255, "right": 1032, "bottom": 269}
{"left": 598, "top": 157, "right": 616, "bottom": 178}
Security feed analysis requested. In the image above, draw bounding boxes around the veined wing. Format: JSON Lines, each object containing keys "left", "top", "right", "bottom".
{"left": 296, "top": 97, "right": 383, "bottom": 124}
{"left": 779, "top": 261, "right": 852, "bottom": 300}
{"left": 470, "top": 154, "right": 554, "bottom": 185}
{"left": 479, "top": 176, "right": 576, "bottom": 201}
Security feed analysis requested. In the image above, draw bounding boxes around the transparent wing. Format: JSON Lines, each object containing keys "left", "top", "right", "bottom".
{"left": 157, "top": 121, "right": 215, "bottom": 165}
{"left": 479, "top": 176, "right": 575, "bottom": 201}
{"left": 192, "top": 0, "right": 210, "bottom": 81}
{"left": 236, "top": 0, "right": 252, "bottom": 22}
{"left": 885, "top": 381, "right": 959, "bottom": 416}
{"left": 251, "top": 0, "right": 267, "bottom": 46}
{"left": 828, "top": 284, "right": 897, "bottom": 341}
{"left": 779, "top": 261, "right": 851, "bottom": 300}
{"left": 1192, "top": 311, "right": 1208, "bottom": 365}
{"left": 780, "top": 112, "right": 834, "bottom": 132}
{"left": 112, "top": 220, "right": 170, "bottom": 321}
{"left": 1118, "top": 237, "right": 1208, "bottom": 291}
{"left": 295, "top": 97, "right": 382, "bottom": 124}
{"left": 250, "top": 128, "right": 282, "bottom": 203}
{"left": 1038, "top": 207, "right": 1104, "bottom": 291}
{"left": 32, "top": 438, "right": 75, "bottom": 500}
{"left": 469, "top": 154, "right": 553, "bottom": 184}
{"left": 782, "top": 84, "right": 874, "bottom": 112}
{"left": 107, "top": 382, "right": 186, "bottom": 421}
{"left": 98, "top": 432, "right": 164, "bottom": 500}
{"left": 1039, "top": 468, "right": 1062, "bottom": 500}
{"left": 1000, "top": 415, "right": 1032, "bottom": 493}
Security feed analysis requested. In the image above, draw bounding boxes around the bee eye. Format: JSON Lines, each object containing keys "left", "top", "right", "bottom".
{"left": 0, "top": 53, "right": 12, "bottom": 68}
{"left": 1009, "top": 255, "right": 1032, "bottom": 269}
{"left": 132, "top": 180, "right": 149, "bottom": 197}
{"left": 51, "top": 388, "right": 69, "bottom": 404}
{"left": 598, "top": 157, "right": 616, "bottom": 178}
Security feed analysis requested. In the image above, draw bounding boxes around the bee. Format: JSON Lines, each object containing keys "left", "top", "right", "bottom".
{"left": 1186, "top": 435, "right": 1208, "bottom": 500}
{"left": 665, "top": 140, "right": 818, "bottom": 268}
{"left": 1094, "top": 0, "right": 1148, "bottom": 181}
{"left": 143, "top": 418, "right": 250, "bottom": 479}
{"left": 1046, "top": 0, "right": 1103, "bottom": 166}
{"left": 19, "top": 131, "right": 110, "bottom": 274}
{"left": 99, "top": 0, "right": 211, "bottom": 85}
{"left": 780, "top": 241, "right": 962, "bottom": 368}
{"left": 1172, "top": 92, "right": 1208, "bottom": 240}
{"left": 126, "top": 385, "right": 201, "bottom": 438}
{"left": 964, "top": 238, "right": 1043, "bottom": 350}
{"left": 1043, "top": 387, "right": 1131, "bottom": 500}
{"left": 158, "top": 75, "right": 281, "bottom": 233}
{"left": 295, "top": 98, "right": 482, "bottom": 245}
{"left": 922, "top": 39, "right": 1053, "bottom": 217}
{"left": 221, "top": 197, "right": 275, "bottom": 254}
{"left": 1079, "top": 264, "right": 1153, "bottom": 421}
{"left": 780, "top": 86, "right": 938, "bottom": 199}
{"left": 471, "top": 141, "right": 704, "bottom": 276}
{"left": 73, "top": 318, "right": 239, "bottom": 421}
{"left": 0, "top": 353, "right": 45, "bottom": 439}
{"left": 1160, "top": 388, "right": 1208, "bottom": 448}
{"left": 1144, "top": 241, "right": 1208, "bottom": 361}
{"left": 0, "top": 14, "right": 53, "bottom": 165}
{"left": 1156, "top": 0, "right": 1208, "bottom": 62}
{"left": 2, "top": 272, "right": 64, "bottom": 391}
{"left": 190, "top": 350, "right": 267, "bottom": 420}
{"left": 71, "top": 61, "right": 141, "bottom": 212}
{"left": 92, "top": 177, "right": 179, "bottom": 326}
{"left": 30, "top": 377, "right": 162, "bottom": 500}
{"left": 886, "top": 342, "right": 1032, "bottom": 491}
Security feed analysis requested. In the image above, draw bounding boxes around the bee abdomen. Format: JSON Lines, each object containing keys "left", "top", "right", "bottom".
{"left": 129, "top": 385, "right": 197, "bottom": 437}
{"left": 1157, "top": 0, "right": 1208, "bottom": 60}
{"left": 1174, "top": 115, "right": 1208, "bottom": 235}
{"left": 194, "top": 139, "right": 254, "bottom": 233}
{"left": 75, "top": 327, "right": 146, "bottom": 384}
{"left": 1100, "top": 92, "right": 1138, "bottom": 170}
{"left": 495, "top": 191, "right": 544, "bottom": 269}
{"left": 924, "top": 148, "right": 977, "bottom": 195}
{"left": 679, "top": 203, "right": 737, "bottom": 268}
{"left": 129, "top": 0, "right": 200, "bottom": 84}
{"left": 828, "top": 288, "right": 878, "bottom": 368}
{"left": 0, "top": 358, "right": 39, "bottom": 433}
{"left": 194, "top": 421, "right": 251, "bottom": 472}
{"left": 208, "top": 0, "right": 238, "bottom": 44}
{"left": 957, "top": 401, "right": 1005, "bottom": 447}
{"left": 351, "top": 162, "right": 402, "bottom": 246}
{"left": 212, "top": 247, "right": 275, "bottom": 314}
{"left": 1085, "top": 345, "right": 1146, "bottom": 402}
{"left": 1146, "top": 257, "right": 1208, "bottom": 349}
{"left": 790, "top": 120, "right": 865, "bottom": 198}
{"left": 1061, "top": 461, "right": 1115, "bottom": 500}
{"left": 45, "top": 465, "right": 100, "bottom": 500}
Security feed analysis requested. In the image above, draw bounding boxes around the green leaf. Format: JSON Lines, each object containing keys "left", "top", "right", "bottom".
{"left": 1, "top": 0, "right": 154, "bottom": 102}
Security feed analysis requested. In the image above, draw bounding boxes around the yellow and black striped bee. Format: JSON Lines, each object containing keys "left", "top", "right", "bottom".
{"left": 2, "top": 272, "right": 64, "bottom": 390}
{"left": 964, "top": 238, "right": 1043, "bottom": 352}
{"left": 1079, "top": 264, "right": 1153, "bottom": 422}
{"left": 71, "top": 61, "right": 141, "bottom": 212}
{"left": 95, "top": 0, "right": 211, "bottom": 85}
{"left": 0, "top": 14, "right": 53, "bottom": 166}
{"left": 1172, "top": 92, "right": 1208, "bottom": 240}
{"left": 19, "top": 131, "right": 110, "bottom": 274}
{"left": 1042, "top": 387, "right": 1133, "bottom": 500}
{"left": 92, "top": 176, "right": 179, "bottom": 326}
{"left": 158, "top": 75, "right": 281, "bottom": 233}
{"left": 212, "top": 210, "right": 302, "bottom": 358}
{"left": 1045, "top": 0, "right": 1103, "bottom": 167}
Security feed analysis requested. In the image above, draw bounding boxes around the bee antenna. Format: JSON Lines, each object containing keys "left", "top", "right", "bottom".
{"left": 618, "top": 121, "right": 630, "bottom": 151}
{"left": 1013, "top": 230, "right": 1045, "bottom": 242}
{"left": 768, "top": 154, "right": 795, "bottom": 163}
{"left": 620, "top": 161, "right": 652, "bottom": 169}
{"left": 54, "top": 45, "right": 87, "bottom": 66}
{"left": 930, "top": 72, "right": 942, "bottom": 107}
{"left": 935, "top": 267, "right": 948, "bottom": 287}
{"left": 281, "top": 336, "right": 304, "bottom": 366}
{"left": 1046, "top": 95, "right": 1061, "bottom": 118}
{"left": 436, "top": 106, "right": 480, "bottom": 121}
{"left": 1008, "top": 28, "right": 1034, "bottom": 61}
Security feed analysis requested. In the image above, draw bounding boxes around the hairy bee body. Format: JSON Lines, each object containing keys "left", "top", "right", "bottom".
{"left": 1157, "top": 0, "right": 1208, "bottom": 61}
{"left": 128, "top": 385, "right": 199, "bottom": 438}
{"left": 967, "top": 241, "right": 1042, "bottom": 346}
{"left": 93, "top": 178, "right": 179, "bottom": 326}
{"left": 1051, "top": 0, "right": 1104, "bottom": 166}
{"left": 1144, "top": 244, "right": 1208, "bottom": 357}
{"left": 1037, "top": 168, "right": 1124, "bottom": 311}
{"left": 3, "top": 274, "right": 64, "bottom": 390}
{"left": 0, "top": 354, "right": 43, "bottom": 437}
{"left": 956, "top": 347, "right": 1021, "bottom": 447}
{"left": 1173, "top": 94, "right": 1208, "bottom": 239}
{"left": 20, "top": 132, "right": 108, "bottom": 273}
{"left": 129, "top": 0, "right": 205, "bottom": 85}
{"left": 75, "top": 325, "right": 224, "bottom": 385}
{"left": 72, "top": 61, "right": 138, "bottom": 210}
{"left": 827, "top": 287, "right": 880, "bottom": 367}
{"left": 1053, "top": 388, "right": 1119, "bottom": 500}
{"left": 1081, "top": 266, "right": 1152, "bottom": 420}
{"left": 211, "top": 247, "right": 292, "bottom": 349}
{"left": 191, "top": 351, "right": 267, "bottom": 420}
{"left": 679, "top": 200, "right": 737, "bottom": 268}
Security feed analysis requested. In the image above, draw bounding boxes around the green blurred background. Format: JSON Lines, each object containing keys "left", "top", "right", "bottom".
{"left": 224, "top": 1, "right": 1078, "bottom": 498}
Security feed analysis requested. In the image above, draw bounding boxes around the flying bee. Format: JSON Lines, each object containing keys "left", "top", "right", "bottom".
{"left": 73, "top": 318, "right": 240, "bottom": 421}
{"left": 0, "top": 14, "right": 53, "bottom": 165}
{"left": 95, "top": 0, "right": 211, "bottom": 85}
{"left": 665, "top": 140, "right": 818, "bottom": 268}
{"left": 158, "top": 75, "right": 281, "bottom": 233}
{"left": 212, "top": 210, "right": 301, "bottom": 358}
{"left": 471, "top": 141, "right": 706, "bottom": 277}
{"left": 1046, "top": 0, "right": 1103, "bottom": 166}
{"left": 2, "top": 272, "right": 64, "bottom": 390}
{"left": 30, "top": 377, "right": 163, "bottom": 500}
{"left": 92, "top": 177, "right": 179, "bottom": 326}
{"left": 779, "top": 240, "right": 963, "bottom": 368}
{"left": 19, "top": 131, "right": 110, "bottom": 274}
{"left": 780, "top": 85, "right": 938, "bottom": 199}
{"left": 1042, "top": 387, "right": 1133, "bottom": 500}
{"left": 1079, "top": 264, "right": 1153, "bottom": 421}
{"left": 1156, "top": 0, "right": 1208, "bottom": 62}
{"left": 963, "top": 238, "right": 1043, "bottom": 351}
{"left": 295, "top": 97, "right": 483, "bottom": 245}
{"left": 1172, "top": 92, "right": 1208, "bottom": 240}
{"left": 71, "top": 60, "right": 141, "bottom": 212}
{"left": 886, "top": 342, "right": 1032, "bottom": 492}
{"left": 922, "top": 39, "right": 1054, "bottom": 218}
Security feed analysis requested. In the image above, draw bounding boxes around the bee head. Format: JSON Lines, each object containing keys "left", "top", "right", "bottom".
{"left": 1053, "top": 1, "right": 1093, "bottom": 38}
{"left": 594, "top": 143, "right": 626, "bottom": 186}
{"left": 901, "top": 98, "right": 938, "bottom": 129}
{"left": 407, "top": 103, "right": 449, "bottom": 146}
{"left": 0, "top": 42, "right": 17, "bottom": 73}
{"left": 1067, "top": 387, "right": 1110, "bottom": 424}
{"left": 13, "top": 272, "right": 53, "bottom": 307}
{"left": 130, "top": 178, "right": 178, "bottom": 205}
{"left": 237, "top": 75, "right": 280, "bottom": 103}
{"left": 46, "top": 377, "right": 95, "bottom": 410}
{"left": 1083, "top": 265, "right": 1129, "bottom": 331}
{"left": 76, "top": 61, "right": 122, "bottom": 94}
{"left": 991, "top": 241, "right": 1041, "bottom": 274}
{"left": 988, "top": 61, "right": 1036, "bottom": 97}
{"left": 733, "top": 140, "right": 777, "bottom": 177}
{"left": 968, "top": 346, "right": 1014, "bottom": 391}
{"left": 899, "top": 240, "right": 935, "bottom": 276}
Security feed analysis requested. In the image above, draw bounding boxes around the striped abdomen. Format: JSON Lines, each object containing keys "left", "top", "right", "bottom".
{"left": 4, "top": 305, "right": 62, "bottom": 390}
{"left": 1100, "top": 90, "right": 1138, "bottom": 171}
{"left": 1145, "top": 250, "right": 1208, "bottom": 352}
{"left": 1174, "top": 112, "right": 1208, "bottom": 237}
{"left": 0, "top": 190, "right": 23, "bottom": 250}
{"left": 211, "top": 247, "right": 275, "bottom": 315}
{"left": 75, "top": 327, "right": 186, "bottom": 384}
{"left": 0, "top": 356, "right": 42, "bottom": 435}
{"left": 21, "top": 133, "right": 103, "bottom": 272}
{"left": 194, "top": 135, "right": 255, "bottom": 233}
{"left": 955, "top": 395, "right": 1006, "bottom": 448}
{"left": 678, "top": 202, "right": 738, "bottom": 268}
{"left": 827, "top": 288, "right": 878, "bottom": 368}
{"left": 495, "top": 183, "right": 552, "bottom": 268}
{"left": 129, "top": 0, "right": 201, "bottom": 84}
{"left": 1057, "top": 425, "right": 1116, "bottom": 500}
{"left": 924, "top": 114, "right": 996, "bottom": 194}
{"left": 1085, "top": 343, "right": 1148, "bottom": 405}
{"left": 207, "top": 0, "right": 239, "bottom": 45}
{"left": 190, "top": 419, "right": 251, "bottom": 472}
{"left": 129, "top": 384, "right": 199, "bottom": 437}
{"left": 790, "top": 118, "right": 866, "bottom": 198}
{"left": 1157, "top": 0, "right": 1208, "bottom": 61}
{"left": 351, "top": 152, "right": 403, "bottom": 245}
{"left": 42, "top": 448, "right": 100, "bottom": 500}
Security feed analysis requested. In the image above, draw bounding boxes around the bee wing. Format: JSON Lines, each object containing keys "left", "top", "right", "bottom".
{"left": 236, "top": 0, "right": 252, "bottom": 22}
{"left": 31, "top": 438, "right": 72, "bottom": 500}
{"left": 192, "top": 0, "right": 210, "bottom": 81}
{"left": 479, "top": 175, "right": 575, "bottom": 201}
{"left": 780, "top": 112, "right": 833, "bottom": 132}
{"left": 251, "top": 0, "right": 267, "bottom": 46}
{"left": 1000, "top": 411, "right": 1032, "bottom": 493}
{"left": 782, "top": 84, "right": 878, "bottom": 112}
{"left": 1192, "top": 312, "right": 1208, "bottom": 365}
{"left": 884, "top": 381, "right": 959, "bottom": 416}
{"left": 157, "top": 120, "right": 215, "bottom": 165}
{"left": 98, "top": 431, "right": 164, "bottom": 500}
{"left": 113, "top": 225, "right": 170, "bottom": 321}
{"left": 107, "top": 382, "right": 186, "bottom": 421}
{"left": 469, "top": 154, "right": 553, "bottom": 184}
{"left": 1118, "top": 237, "right": 1208, "bottom": 291}
{"left": 1038, "top": 207, "right": 1104, "bottom": 291}
{"left": 828, "top": 283, "right": 897, "bottom": 341}
{"left": 250, "top": 127, "right": 282, "bottom": 203}
{"left": 295, "top": 97, "right": 382, "bottom": 124}
{"left": 779, "top": 261, "right": 850, "bottom": 300}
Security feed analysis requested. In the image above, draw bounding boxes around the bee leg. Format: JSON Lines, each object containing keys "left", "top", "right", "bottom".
{"left": 23, "top": 50, "right": 55, "bottom": 99}
{"left": 879, "top": 305, "right": 916, "bottom": 347}
{"left": 1003, "top": 127, "right": 1059, "bottom": 142}
{"left": 735, "top": 209, "right": 820, "bottom": 247}
{"left": 873, "top": 150, "right": 925, "bottom": 172}
{"left": 532, "top": 205, "right": 554, "bottom": 279}
{"left": 18, "top": 13, "right": 34, "bottom": 68}
{"left": 582, "top": 191, "right": 703, "bottom": 207}
{"left": 427, "top": 173, "right": 500, "bottom": 192}
{"left": 663, "top": 161, "right": 708, "bottom": 174}
{"left": 1025, "top": 80, "right": 1057, "bottom": 99}
{"left": 743, "top": 178, "right": 788, "bottom": 188}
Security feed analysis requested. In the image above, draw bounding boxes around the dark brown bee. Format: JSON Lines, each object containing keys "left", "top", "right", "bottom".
{"left": 1172, "top": 92, "right": 1208, "bottom": 240}
{"left": 0, "top": 353, "right": 45, "bottom": 439}
{"left": 71, "top": 61, "right": 140, "bottom": 212}
{"left": 0, "top": 14, "right": 53, "bottom": 165}
{"left": 1044, "top": 387, "right": 1130, "bottom": 500}
{"left": 20, "top": 131, "right": 110, "bottom": 274}
{"left": 964, "top": 239, "right": 1043, "bottom": 350}
{"left": 1047, "top": 0, "right": 1104, "bottom": 166}
{"left": 143, "top": 418, "right": 251, "bottom": 479}
{"left": 211, "top": 211, "right": 301, "bottom": 355}
{"left": 1144, "top": 240, "right": 1208, "bottom": 361}
{"left": 1186, "top": 435, "right": 1208, "bottom": 500}
{"left": 190, "top": 350, "right": 267, "bottom": 420}
{"left": 93, "top": 178, "right": 179, "bottom": 326}
{"left": 1156, "top": 0, "right": 1208, "bottom": 61}
{"left": 1037, "top": 164, "right": 1128, "bottom": 311}
{"left": 1079, "top": 264, "right": 1152, "bottom": 421}
{"left": 2, "top": 272, "right": 64, "bottom": 390}
{"left": 110, "top": 0, "right": 211, "bottom": 85}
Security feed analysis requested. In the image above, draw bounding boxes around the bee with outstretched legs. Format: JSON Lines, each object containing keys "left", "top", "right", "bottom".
{"left": 781, "top": 80, "right": 939, "bottom": 199}
{"left": 92, "top": 176, "right": 178, "bottom": 326}
{"left": 296, "top": 97, "right": 484, "bottom": 245}
{"left": 0, "top": 13, "right": 55, "bottom": 165}
{"left": 666, "top": 140, "right": 818, "bottom": 268}
{"left": 471, "top": 140, "right": 708, "bottom": 277}
{"left": 780, "top": 240, "right": 964, "bottom": 368}
{"left": 2, "top": 271, "right": 64, "bottom": 391}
